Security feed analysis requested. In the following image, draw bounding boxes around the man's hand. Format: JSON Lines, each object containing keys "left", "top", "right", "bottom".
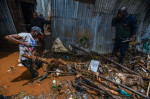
{"left": 130, "top": 37, "right": 135, "bottom": 41}
{"left": 31, "top": 55, "right": 36, "bottom": 61}
{"left": 130, "top": 35, "right": 136, "bottom": 41}
{"left": 114, "top": 15, "right": 118, "bottom": 19}
{"left": 31, "top": 50, "right": 36, "bottom": 61}
{"left": 23, "top": 42, "right": 31, "bottom": 47}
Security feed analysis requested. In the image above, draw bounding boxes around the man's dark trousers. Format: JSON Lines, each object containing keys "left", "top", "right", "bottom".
{"left": 112, "top": 39, "right": 129, "bottom": 63}
{"left": 21, "top": 59, "right": 42, "bottom": 78}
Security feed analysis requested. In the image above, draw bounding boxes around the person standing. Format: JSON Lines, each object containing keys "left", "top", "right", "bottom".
{"left": 30, "top": 12, "right": 51, "bottom": 50}
{"left": 5, "top": 26, "right": 43, "bottom": 79}
{"left": 111, "top": 7, "right": 138, "bottom": 64}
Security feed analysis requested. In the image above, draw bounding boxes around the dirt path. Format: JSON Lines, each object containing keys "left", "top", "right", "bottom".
{"left": 0, "top": 52, "right": 75, "bottom": 97}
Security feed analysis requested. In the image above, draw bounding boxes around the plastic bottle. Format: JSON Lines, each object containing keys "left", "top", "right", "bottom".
{"left": 82, "top": 91, "right": 88, "bottom": 99}
{"left": 69, "top": 94, "right": 73, "bottom": 99}
{"left": 83, "top": 93, "right": 88, "bottom": 99}
{"left": 88, "top": 66, "right": 91, "bottom": 71}
{"left": 52, "top": 78, "right": 56, "bottom": 88}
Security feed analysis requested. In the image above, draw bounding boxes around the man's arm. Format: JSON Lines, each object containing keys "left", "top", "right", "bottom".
{"left": 31, "top": 50, "right": 37, "bottom": 61}
{"left": 5, "top": 34, "right": 29, "bottom": 47}
{"left": 130, "top": 15, "right": 138, "bottom": 41}
{"left": 42, "top": 18, "right": 51, "bottom": 25}
{"left": 112, "top": 15, "right": 117, "bottom": 26}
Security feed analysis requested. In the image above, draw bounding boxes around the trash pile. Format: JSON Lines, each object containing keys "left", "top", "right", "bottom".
{"left": 124, "top": 46, "right": 149, "bottom": 77}
{"left": 21, "top": 44, "right": 150, "bottom": 99}
{"left": 8, "top": 39, "right": 149, "bottom": 99}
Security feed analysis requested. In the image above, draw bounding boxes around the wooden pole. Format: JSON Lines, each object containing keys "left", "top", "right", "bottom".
{"left": 146, "top": 81, "right": 150, "bottom": 96}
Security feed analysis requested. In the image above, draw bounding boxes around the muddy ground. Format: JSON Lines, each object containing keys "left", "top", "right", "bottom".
{"left": 0, "top": 52, "right": 76, "bottom": 98}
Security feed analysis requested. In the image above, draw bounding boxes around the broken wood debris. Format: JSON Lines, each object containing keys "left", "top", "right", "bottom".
{"left": 69, "top": 44, "right": 150, "bottom": 98}
{"left": 20, "top": 44, "right": 150, "bottom": 98}
{"left": 71, "top": 44, "right": 140, "bottom": 75}
{"left": 76, "top": 69, "right": 149, "bottom": 99}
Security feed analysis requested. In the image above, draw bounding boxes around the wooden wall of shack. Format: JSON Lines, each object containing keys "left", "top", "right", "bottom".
{"left": 51, "top": 0, "right": 150, "bottom": 54}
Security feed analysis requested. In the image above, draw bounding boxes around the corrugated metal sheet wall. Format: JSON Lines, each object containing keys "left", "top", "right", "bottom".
{"left": 94, "top": 0, "right": 148, "bottom": 14}
{"left": 0, "top": 0, "right": 17, "bottom": 35}
{"left": 51, "top": 0, "right": 149, "bottom": 54}
{"left": 51, "top": 0, "right": 116, "bottom": 53}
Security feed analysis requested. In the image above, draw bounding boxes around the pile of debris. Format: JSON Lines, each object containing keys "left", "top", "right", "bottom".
{"left": 22, "top": 43, "right": 150, "bottom": 99}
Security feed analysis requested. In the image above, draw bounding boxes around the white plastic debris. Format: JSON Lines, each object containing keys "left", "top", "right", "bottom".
{"left": 89, "top": 60, "right": 100, "bottom": 72}
{"left": 56, "top": 69, "right": 60, "bottom": 76}
{"left": 114, "top": 76, "right": 121, "bottom": 84}
{"left": 7, "top": 66, "right": 14, "bottom": 72}
{"left": 23, "top": 96, "right": 30, "bottom": 99}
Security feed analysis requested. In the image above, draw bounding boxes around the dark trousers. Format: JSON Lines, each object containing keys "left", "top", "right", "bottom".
{"left": 21, "top": 59, "right": 42, "bottom": 78}
{"left": 112, "top": 39, "right": 129, "bottom": 63}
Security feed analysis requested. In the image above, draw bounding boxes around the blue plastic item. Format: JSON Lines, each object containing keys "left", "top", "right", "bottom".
{"left": 117, "top": 89, "right": 132, "bottom": 97}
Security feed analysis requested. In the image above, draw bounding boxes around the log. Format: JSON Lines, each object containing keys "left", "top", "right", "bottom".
{"left": 70, "top": 44, "right": 89, "bottom": 54}
{"left": 78, "top": 82, "right": 103, "bottom": 94}
{"left": 71, "top": 69, "right": 116, "bottom": 98}
{"left": 79, "top": 70, "right": 150, "bottom": 99}
{"left": 81, "top": 76, "right": 116, "bottom": 98}
{"left": 97, "top": 74, "right": 150, "bottom": 99}
{"left": 22, "top": 54, "right": 67, "bottom": 66}
{"left": 22, "top": 54, "right": 48, "bottom": 64}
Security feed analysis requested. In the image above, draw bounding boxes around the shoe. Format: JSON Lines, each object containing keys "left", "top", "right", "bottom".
{"left": 18, "top": 59, "right": 23, "bottom": 66}
{"left": 32, "top": 73, "right": 39, "bottom": 79}
{"left": 17, "top": 63, "right": 23, "bottom": 66}
{"left": 33, "top": 75, "right": 39, "bottom": 79}
{"left": 37, "top": 65, "right": 42, "bottom": 69}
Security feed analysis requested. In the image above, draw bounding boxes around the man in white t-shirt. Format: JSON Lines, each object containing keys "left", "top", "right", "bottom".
{"left": 5, "top": 26, "right": 43, "bottom": 79}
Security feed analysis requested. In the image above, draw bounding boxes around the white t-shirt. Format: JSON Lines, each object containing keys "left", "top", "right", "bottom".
{"left": 18, "top": 33, "right": 36, "bottom": 60}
